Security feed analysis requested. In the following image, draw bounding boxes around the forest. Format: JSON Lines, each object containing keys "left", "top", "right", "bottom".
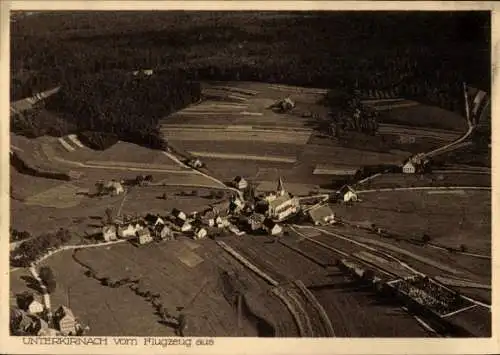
{"left": 10, "top": 11, "right": 491, "bottom": 147}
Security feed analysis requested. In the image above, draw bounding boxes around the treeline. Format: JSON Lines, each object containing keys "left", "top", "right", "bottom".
{"left": 10, "top": 228, "right": 71, "bottom": 267}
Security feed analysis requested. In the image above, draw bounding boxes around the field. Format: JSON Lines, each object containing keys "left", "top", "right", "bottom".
{"left": 378, "top": 103, "right": 468, "bottom": 132}
{"left": 335, "top": 190, "right": 491, "bottom": 255}
{"left": 358, "top": 172, "right": 491, "bottom": 190}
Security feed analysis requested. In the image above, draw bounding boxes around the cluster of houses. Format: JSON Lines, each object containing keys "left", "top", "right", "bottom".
{"left": 11, "top": 293, "right": 85, "bottom": 336}
{"left": 100, "top": 176, "right": 359, "bottom": 244}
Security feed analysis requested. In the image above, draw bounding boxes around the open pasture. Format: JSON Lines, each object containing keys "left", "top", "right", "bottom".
{"left": 335, "top": 190, "right": 491, "bottom": 255}
{"left": 359, "top": 172, "right": 491, "bottom": 190}
{"left": 23, "top": 183, "right": 83, "bottom": 209}
{"left": 378, "top": 103, "right": 468, "bottom": 132}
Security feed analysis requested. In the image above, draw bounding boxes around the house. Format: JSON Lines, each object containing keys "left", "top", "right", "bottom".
{"left": 104, "top": 180, "right": 124, "bottom": 195}
{"left": 28, "top": 316, "right": 49, "bottom": 336}
{"left": 308, "top": 205, "right": 335, "bottom": 226}
{"left": 338, "top": 185, "right": 358, "bottom": 202}
{"left": 233, "top": 176, "right": 248, "bottom": 190}
{"left": 229, "top": 197, "right": 244, "bottom": 214}
{"left": 174, "top": 219, "right": 192, "bottom": 233}
{"left": 102, "top": 225, "right": 117, "bottom": 242}
{"left": 228, "top": 224, "right": 246, "bottom": 236}
{"left": 143, "top": 69, "right": 154, "bottom": 76}
{"left": 155, "top": 224, "right": 174, "bottom": 241}
{"left": 27, "top": 299, "right": 44, "bottom": 315}
{"left": 267, "top": 193, "right": 300, "bottom": 222}
{"left": 172, "top": 208, "right": 187, "bottom": 222}
{"left": 145, "top": 214, "right": 165, "bottom": 227}
{"left": 117, "top": 223, "right": 144, "bottom": 239}
{"left": 247, "top": 213, "right": 265, "bottom": 232}
{"left": 54, "top": 305, "right": 77, "bottom": 336}
{"left": 137, "top": 228, "right": 153, "bottom": 245}
{"left": 193, "top": 228, "right": 208, "bottom": 240}
{"left": 263, "top": 219, "right": 283, "bottom": 236}
{"left": 216, "top": 216, "right": 230, "bottom": 228}
{"left": 402, "top": 160, "right": 416, "bottom": 174}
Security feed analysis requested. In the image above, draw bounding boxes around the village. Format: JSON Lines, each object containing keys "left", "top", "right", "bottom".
{"left": 96, "top": 175, "right": 343, "bottom": 246}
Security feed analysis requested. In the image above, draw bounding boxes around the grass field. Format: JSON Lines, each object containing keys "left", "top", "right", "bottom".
{"left": 358, "top": 173, "right": 491, "bottom": 190}
{"left": 378, "top": 104, "right": 468, "bottom": 132}
{"left": 335, "top": 190, "right": 491, "bottom": 255}
{"left": 24, "top": 183, "right": 83, "bottom": 209}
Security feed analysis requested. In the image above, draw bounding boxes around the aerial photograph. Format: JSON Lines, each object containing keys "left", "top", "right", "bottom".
{"left": 8, "top": 11, "right": 491, "bottom": 338}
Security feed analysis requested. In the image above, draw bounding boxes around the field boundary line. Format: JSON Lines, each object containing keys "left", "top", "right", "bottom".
{"left": 357, "top": 186, "right": 491, "bottom": 193}
{"left": 269, "top": 287, "right": 306, "bottom": 337}
{"left": 441, "top": 305, "right": 478, "bottom": 318}
{"left": 58, "top": 137, "right": 75, "bottom": 152}
{"left": 215, "top": 240, "right": 279, "bottom": 286}
{"left": 188, "top": 151, "right": 297, "bottom": 163}
{"left": 294, "top": 280, "right": 336, "bottom": 337}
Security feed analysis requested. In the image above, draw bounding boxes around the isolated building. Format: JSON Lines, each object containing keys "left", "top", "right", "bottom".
{"left": 137, "top": 228, "right": 153, "bottom": 245}
{"left": 104, "top": 180, "right": 124, "bottom": 196}
{"left": 263, "top": 219, "right": 283, "bottom": 236}
{"left": 54, "top": 305, "right": 77, "bottom": 336}
{"left": 102, "top": 225, "right": 117, "bottom": 242}
{"left": 233, "top": 176, "right": 248, "bottom": 190}
{"left": 403, "top": 160, "right": 416, "bottom": 174}
{"left": 308, "top": 205, "right": 335, "bottom": 226}
{"left": 172, "top": 208, "right": 187, "bottom": 222}
{"left": 338, "top": 185, "right": 358, "bottom": 202}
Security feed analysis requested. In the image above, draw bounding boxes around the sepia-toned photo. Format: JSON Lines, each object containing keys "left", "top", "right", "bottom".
{"left": 2, "top": 2, "right": 497, "bottom": 354}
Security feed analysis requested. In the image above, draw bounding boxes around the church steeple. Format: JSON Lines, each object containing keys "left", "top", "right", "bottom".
{"left": 277, "top": 176, "right": 285, "bottom": 196}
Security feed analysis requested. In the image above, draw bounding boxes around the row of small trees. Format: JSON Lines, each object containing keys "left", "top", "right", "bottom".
{"left": 11, "top": 229, "right": 72, "bottom": 267}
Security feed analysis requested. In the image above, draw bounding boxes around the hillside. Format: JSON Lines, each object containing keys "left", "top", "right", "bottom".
{"left": 11, "top": 11, "right": 490, "bottom": 123}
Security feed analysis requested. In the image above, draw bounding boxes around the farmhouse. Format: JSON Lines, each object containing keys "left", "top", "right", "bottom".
{"left": 145, "top": 213, "right": 165, "bottom": 227}
{"left": 193, "top": 228, "right": 208, "bottom": 240}
{"left": 229, "top": 197, "right": 245, "bottom": 214}
{"left": 308, "top": 205, "right": 335, "bottom": 225}
{"left": 104, "top": 180, "right": 124, "bottom": 196}
{"left": 403, "top": 160, "right": 416, "bottom": 174}
{"left": 172, "top": 208, "right": 187, "bottom": 222}
{"left": 29, "top": 316, "right": 49, "bottom": 336}
{"left": 175, "top": 219, "right": 193, "bottom": 233}
{"left": 27, "top": 299, "right": 44, "bottom": 315}
{"left": 155, "top": 224, "right": 174, "bottom": 241}
{"left": 102, "top": 225, "right": 117, "bottom": 242}
{"left": 54, "top": 305, "right": 77, "bottom": 336}
{"left": 117, "top": 223, "right": 144, "bottom": 239}
{"left": 263, "top": 219, "right": 283, "bottom": 236}
{"left": 137, "top": 228, "right": 153, "bottom": 245}
{"left": 338, "top": 185, "right": 358, "bottom": 202}
{"left": 233, "top": 176, "right": 248, "bottom": 190}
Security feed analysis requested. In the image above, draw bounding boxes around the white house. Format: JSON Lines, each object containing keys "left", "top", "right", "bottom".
{"left": 155, "top": 225, "right": 174, "bottom": 241}
{"left": 193, "top": 228, "right": 208, "bottom": 240}
{"left": 402, "top": 160, "right": 416, "bottom": 174}
{"left": 54, "top": 305, "right": 77, "bottom": 336}
{"left": 308, "top": 205, "right": 335, "bottom": 226}
{"left": 104, "top": 180, "right": 124, "bottom": 196}
{"left": 137, "top": 228, "right": 153, "bottom": 245}
{"left": 172, "top": 208, "right": 187, "bottom": 221}
{"left": 233, "top": 176, "right": 248, "bottom": 190}
{"left": 27, "top": 299, "right": 44, "bottom": 315}
{"left": 118, "top": 223, "right": 144, "bottom": 239}
{"left": 175, "top": 219, "right": 193, "bottom": 233}
{"left": 338, "top": 185, "right": 358, "bottom": 202}
{"left": 263, "top": 219, "right": 283, "bottom": 236}
{"left": 102, "top": 225, "right": 117, "bottom": 242}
